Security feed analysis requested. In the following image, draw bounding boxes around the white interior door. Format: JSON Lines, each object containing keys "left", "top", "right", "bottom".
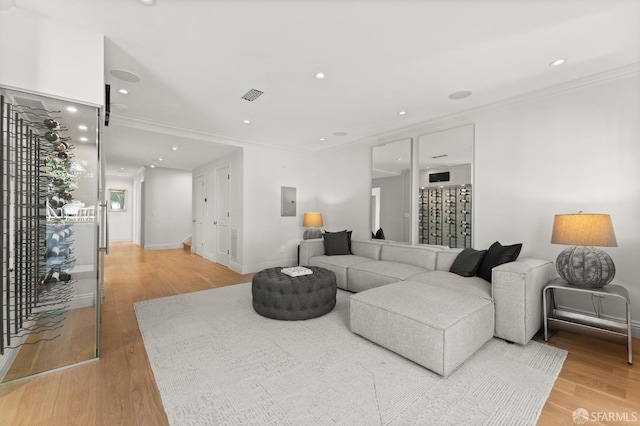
{"left": 193, "top": 174, "right": 205, "bottom": 256}
{"left": 215, "top": 167, "right": 230, "bottom": 266}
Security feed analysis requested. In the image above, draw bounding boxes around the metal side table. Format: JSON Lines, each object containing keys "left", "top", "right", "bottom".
{"left": 543, "top": 277, "right": 632, "bottom": 364}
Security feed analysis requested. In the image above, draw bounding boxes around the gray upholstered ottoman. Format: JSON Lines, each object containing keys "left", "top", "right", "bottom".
{"left": 350, "top": 280, "right": 495, "bottom": 376}
{"left": 252, "top": 267, "right": 337, "bottom": 320}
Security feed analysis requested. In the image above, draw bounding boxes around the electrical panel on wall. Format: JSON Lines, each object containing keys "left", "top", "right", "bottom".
{"left": 419, "top": 184, "right": 471, "bottom": 249}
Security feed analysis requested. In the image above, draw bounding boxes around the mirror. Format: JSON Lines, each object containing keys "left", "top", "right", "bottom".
{"left": 418, "top": 124, "right": 474, "bottom": 248}
{"left": 371, "top": 139, "right": 411, "bottom": 243}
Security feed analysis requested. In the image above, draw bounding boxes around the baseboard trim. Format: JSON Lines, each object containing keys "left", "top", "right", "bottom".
{"left": 144, "top": 243, "right": 184, "bottom": 251}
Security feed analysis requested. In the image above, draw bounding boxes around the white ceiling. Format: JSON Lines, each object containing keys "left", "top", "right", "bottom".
{"left": 12, "top": 0, "right": 640, "bottom": 177}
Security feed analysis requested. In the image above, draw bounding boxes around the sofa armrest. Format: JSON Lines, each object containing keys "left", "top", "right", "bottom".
{"left": 492, "top": 258, "right": 556, "bottom": 344}
{"left": 299, "top": 239, "right": 325, "bottom": 266}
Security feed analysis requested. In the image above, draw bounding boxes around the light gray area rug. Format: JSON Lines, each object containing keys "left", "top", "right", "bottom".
{"left": 134, "top": 283, "right": 567, "bottom": 426}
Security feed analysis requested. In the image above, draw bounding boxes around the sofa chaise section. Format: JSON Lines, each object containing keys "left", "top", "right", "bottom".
{"left": 350, "top": 280, "right": 495, "bottom": 376}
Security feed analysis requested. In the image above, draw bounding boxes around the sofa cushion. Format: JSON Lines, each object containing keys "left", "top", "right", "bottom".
{"left": 347, "top": 260, "right": 428, "bottom": 292}
{"left": 351, "top": 240, "right": 385, "bottom": 260}
{"left": 408, "top": 270, "right": 492, "bottom": 300}
{"left": 380, "top": 243, "right": 440, "bottom": 270}
{"left": 309, "top": 254, "right": 371, "bottom": 290}
{"left": 323, "top": 230, "right": 351, "bottom": 255}
{"left": 450, "top": 248, "right": 487, "bottom": 277}
{"left": 435, "top": 248, "right": 464, "bottom": 271}
{"left": 477, "top": 241, "right": 523, "bottom": 283}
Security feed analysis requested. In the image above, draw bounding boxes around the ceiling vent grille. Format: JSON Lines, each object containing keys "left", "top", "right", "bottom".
{"left": 432, "top": 154, "right": 448, "bottom": 159}
{"left": 241, "top": 89, "right": 264, "bottom": 102}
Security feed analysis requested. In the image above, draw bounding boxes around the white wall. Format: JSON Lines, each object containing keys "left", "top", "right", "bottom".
{"left": 142, "top": 167, "right": 193, "bottom": 250}
{"left": 317, "top": 71, "right": 640, "bottom": 334}
{"left": 106, "top": 176, "right": 134, "bottom": 242}
{"left": 0, "top": 8, "right": 104, "bottom": 106}
{"left": 241, "top": 145, "right": 317, "bottom": 273}
{"left": 317, "top": 142, "right": 372, "bottom": 241}
{"left": 473, "top": 74, "right": 640, "bottom": 333}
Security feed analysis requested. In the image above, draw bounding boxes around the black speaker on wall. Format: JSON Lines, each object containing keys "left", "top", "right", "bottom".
{"left": 104, "top": 84, "right": 110, "bottom": 126}
{"left": 429, "top": 171, "right": 450, "bottom": 183}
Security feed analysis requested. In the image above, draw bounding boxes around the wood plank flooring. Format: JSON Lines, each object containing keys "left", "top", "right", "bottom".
{"left": 0, "top": 242, "right": 637, "bottom": 425}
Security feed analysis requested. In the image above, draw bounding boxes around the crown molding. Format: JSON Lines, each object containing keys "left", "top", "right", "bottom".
{"left": 322, "top": 62, "right": 640, "bottom": 151}
{"left": 109, "top": 113, "right": 311, "bottom": 154}
{"left": 109, "top": 62, "right": 639, "bottom": 156}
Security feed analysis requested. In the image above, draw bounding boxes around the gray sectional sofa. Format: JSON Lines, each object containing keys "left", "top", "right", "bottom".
{"left": 299, "top": 238, "right": 556, "bottom": 376}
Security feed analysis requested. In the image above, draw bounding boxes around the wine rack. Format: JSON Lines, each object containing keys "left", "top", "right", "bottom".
{"left": 419, "top": 185, "right": 471, "bottom": 248}
{"left": 1, "top": 93, "right": 77, "bottom": 356}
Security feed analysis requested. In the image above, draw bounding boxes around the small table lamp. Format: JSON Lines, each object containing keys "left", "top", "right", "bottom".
{"left": 550, "top": 212, "right": 617, "bottom": 288}
{"left": 303, "top": 212, "right": 323, "bottom": 240}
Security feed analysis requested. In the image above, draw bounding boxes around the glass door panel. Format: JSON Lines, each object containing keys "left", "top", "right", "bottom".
{"left": 0, "top": 86, "right": 100, "bottom": 382}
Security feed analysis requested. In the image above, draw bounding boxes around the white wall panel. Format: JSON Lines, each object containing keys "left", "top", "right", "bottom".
{"left": 0, "top": 9, "right": 104, "bottom": 106}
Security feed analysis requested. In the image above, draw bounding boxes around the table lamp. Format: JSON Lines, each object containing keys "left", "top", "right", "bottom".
{"left": 550, "top": 212, "right": 617, "bottom": 288}
{"left": 303, "top": 212, "right": 323, "bottom": 240}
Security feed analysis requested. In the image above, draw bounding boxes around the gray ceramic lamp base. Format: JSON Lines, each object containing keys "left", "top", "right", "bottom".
{"left": 555, "top": 246, "right": 616, "bottom": 288}
{"left": 303, "top": 228, "right": 322, "bottom": 240}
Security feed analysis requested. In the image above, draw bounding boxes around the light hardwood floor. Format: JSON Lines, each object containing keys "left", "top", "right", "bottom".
{"left": 0, "top": 242, "right": 637, "bottom": 425}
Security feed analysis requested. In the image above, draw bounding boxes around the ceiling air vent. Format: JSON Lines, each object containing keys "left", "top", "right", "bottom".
{"left": 241, "top": 89, "right": 264, "bottom": 102}
{"left": 432, "top": 154, "right": 448, "bottom": 159}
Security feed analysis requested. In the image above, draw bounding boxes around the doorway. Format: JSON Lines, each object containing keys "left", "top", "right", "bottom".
{"left": 215, "top": 166, "right": 230, "bottom": 267}
{"left": 193, "top": 174, "right": 205, "bottom": 256}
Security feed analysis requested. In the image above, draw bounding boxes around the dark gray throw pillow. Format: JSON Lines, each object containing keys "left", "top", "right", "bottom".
{"left": 323, "top": 230, "right": 351, "bottom": 255}
{"left": 477, "top": 241, "right": 523, "bottom": 283}
{"left": 449, "top": 248, "right": 487, "bottom": 277}
{"left": 324, "top": 229, "right": 352, "bottom": 252}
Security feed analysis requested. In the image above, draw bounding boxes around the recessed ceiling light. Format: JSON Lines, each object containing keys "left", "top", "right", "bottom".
{"left": 158, "top": 156, "right": 164, "bottom": 162}
{"left": 243, "top": 119, "right": 251, "bottom": 125}
{"left": 78, "top": 125, "right": 88, "bottom": 131}
{"left": 110, "top": 69, "right": 141, "bottom": 83}
{"left": 139, "top": 0, "right": 156, "bottom": 4}
{"left": 118, "top": 167, "right": 125, "bottom": 172}
{"left": 448, "top": 90, "right": 472, "bottom": 100}
{"left": 549, "top": 58, "right": 567, "bottom": 68}
{"left": 396, "top": 158, "right": 402, "bottom": 161}
{"left": 171, "top": 145, "right": 178, "bottom": 151}
{"left": 66, "top": 106, "right": 77, "bottom": 113}
{"left": 150, "top": 164, "right": 156, "bottom": 168}
{"left": 315, "top": 72, "right": 325, "bottom": 79}
{"left": 333, "top": 131, "right": 347, "bottom": 137}
{"left": 319, "top": 138, "right": 325, "bottom": 141}
{"left": 398, "top": 111, "right": 407, "bottom": 116}
{"left": 118, "top": 88, "right": 129, "bottom": 95}
{"left": 79, "top": 137, "right": 88, "bottom": 142}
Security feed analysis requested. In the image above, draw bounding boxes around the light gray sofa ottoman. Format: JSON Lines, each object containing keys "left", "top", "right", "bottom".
{"left": 350, "top": 280, "right": 495, "bottom": 377}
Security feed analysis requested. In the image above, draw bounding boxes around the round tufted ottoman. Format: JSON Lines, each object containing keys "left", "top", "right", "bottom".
{"left": 252, "top": 267, "right": 337, "bottom": 320}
